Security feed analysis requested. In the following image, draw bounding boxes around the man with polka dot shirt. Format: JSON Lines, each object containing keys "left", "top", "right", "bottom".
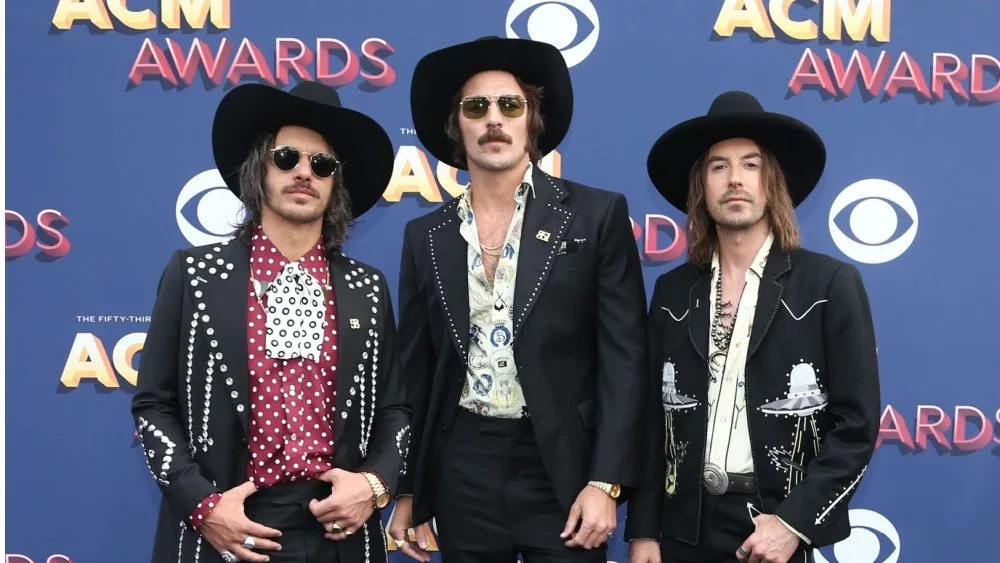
{"left": 132, "top": 81, "right": 410, "bottom": 563}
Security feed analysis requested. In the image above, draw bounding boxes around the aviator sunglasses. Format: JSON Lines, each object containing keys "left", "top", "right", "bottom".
{"left": 458, "top": 95, "right": 527, "bottom": 119}
{"left": 268, "top": 145, "right": 342, "bottom": 179}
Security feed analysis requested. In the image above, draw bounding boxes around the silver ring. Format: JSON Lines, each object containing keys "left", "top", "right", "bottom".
{"left": 242, "top": 536, "right": 256, "bottom": 550}
{"left": 220, "top": 550, "right": 238, "bottom": 563}
{"left": 737, "top": 546, "right": 750, "bottom": 557}
{"left": 330, "top": 523, "right": 343, "bottom": 533}
{"left": 345, "top": 528, "right": 353, "bottom": 536}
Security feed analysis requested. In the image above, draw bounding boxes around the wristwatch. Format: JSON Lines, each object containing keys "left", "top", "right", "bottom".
{"left": 588, "top": 480, "right": 621, "bottom": 499}
{"left": 361, "top": 472, "right": 390, "bottom": 509}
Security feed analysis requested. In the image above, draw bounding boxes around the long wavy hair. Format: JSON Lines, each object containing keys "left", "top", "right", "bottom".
{"left": 232, "top": 130, "right": 354, "bottom": 255}
{"left": 685, "top": 146, "right": 801, "bottom": 268}
{"left": 444, "top": 77, "right": 546, "bottom": 168}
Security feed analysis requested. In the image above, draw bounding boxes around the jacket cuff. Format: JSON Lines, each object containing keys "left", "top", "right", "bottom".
{"left": 776, "top": 515, "right": 811, "bottom": 545}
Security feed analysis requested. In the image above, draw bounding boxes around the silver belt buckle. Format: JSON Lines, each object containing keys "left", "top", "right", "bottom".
{"left": 703, "top": 463, "right": 729, "bottom": 495}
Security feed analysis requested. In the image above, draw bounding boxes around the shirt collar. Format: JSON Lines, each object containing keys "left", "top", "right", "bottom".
{"left": 250, "top": 225, "right": 328, "bottom": 284}
{"left": 456, "top": 162, "right": 535, "bottom": 223}
{"left": 711, "top": 231, "right": 775, "bottom": 280}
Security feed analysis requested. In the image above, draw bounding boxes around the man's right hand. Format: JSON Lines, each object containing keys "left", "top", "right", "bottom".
{"left": 387, "top": 495, "right": 432, "bottom": 562}
{"left": 201, "top": 481, "right": 283, "bottom": 563}
{"left": 629, "top": 539, "right": 661, "bottom": 563}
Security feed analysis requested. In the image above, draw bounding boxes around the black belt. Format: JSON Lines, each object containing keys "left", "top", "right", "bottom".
{"left": 703, "top": 464, "right": 757, "bottom": 495}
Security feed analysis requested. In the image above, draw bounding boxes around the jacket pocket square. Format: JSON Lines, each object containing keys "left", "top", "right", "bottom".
{"left": 557, "top": 238, "right": 587, "bottom": 255}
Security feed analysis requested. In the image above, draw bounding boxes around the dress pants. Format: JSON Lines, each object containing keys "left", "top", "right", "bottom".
{"left": 434, "top": 409, "right": 607, "bottom": 563}
{"left": 243, "top": 480, "right": 340, "bottom": 563}
{"left": 660, "top": 492, "right": 813, "bottom": 563}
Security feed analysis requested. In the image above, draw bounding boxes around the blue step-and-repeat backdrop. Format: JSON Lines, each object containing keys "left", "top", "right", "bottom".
{"left": 6, "top": 1, "right": 999, "bottom": 562}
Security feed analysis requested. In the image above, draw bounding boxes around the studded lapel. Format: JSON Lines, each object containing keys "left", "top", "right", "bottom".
{"left": 426, "top": 199, "right": 472, "bottom": 364}
{"left": 185, "top": 239, "right": 252, "bottom": 440}
{"left": 330, "top": 255, "right": 384, "bottom": 458}
{"left": 512, "top": 169, "right": 575, "bottom": 340}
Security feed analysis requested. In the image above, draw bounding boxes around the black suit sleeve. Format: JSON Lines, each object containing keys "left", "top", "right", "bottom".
{"left": 774, "top": 263, "right": 881, "bottom": 542}
{"left": 395, "top": 222, "right": 435, "bottom": 498}
{"left": 357, "top": 274, "right": 412, "bottom": 496}
{"left": 131, "top": 251, "right": 221, "bottom": 521}
{"left": 624, "top": 280, "right": 667, "bottom": 541}
{"left": 588, "top": 193, "right": 648, "bottom": 489}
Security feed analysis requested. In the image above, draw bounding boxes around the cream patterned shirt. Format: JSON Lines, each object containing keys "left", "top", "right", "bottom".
{"left": 705, "top": 232, "right": 774, "bottom": 474}
{"left": 455, "top": 165, "right": 534, "bottom": 418}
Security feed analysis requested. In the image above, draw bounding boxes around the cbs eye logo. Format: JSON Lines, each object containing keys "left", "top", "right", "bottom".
{"left": 505, "top": 0, "right": 600, "bottom": 68}
{"left": 828, "top": 179, "right": 918, "bottom": 264}
{"left": 175, "top": 169, "right": 246, "bottom": 246}
{"left": 814, "top": 508, "right": 901, "bottom": 563}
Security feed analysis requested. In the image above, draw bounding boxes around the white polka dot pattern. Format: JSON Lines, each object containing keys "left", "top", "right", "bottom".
{"left": 245, "top": 230, "right": 338, "bottom": 488}
{"left": 260, "top": 261, "right": 327, "bottom": 362}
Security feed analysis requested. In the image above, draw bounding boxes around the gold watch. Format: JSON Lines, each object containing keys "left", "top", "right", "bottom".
{"left": 361, "top": 472, "right": 390, "bottom": 509}
{"left": 588, "top": 480, "right": 621, "bottom": 499}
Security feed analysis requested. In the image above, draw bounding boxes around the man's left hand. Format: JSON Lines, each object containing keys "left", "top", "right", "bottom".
{"left": 560, "top": 485, "right": 616, "bottom": 549}
{"left": 308, "top": 469, "right": 375, "bottom": 541}
{"left": 736, "top": 514, "right": 800, "bottom": 563}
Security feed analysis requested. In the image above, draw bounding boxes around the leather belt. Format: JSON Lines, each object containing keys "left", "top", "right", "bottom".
{"left": 703, "top": 463, "right": 757, "bottom": 495}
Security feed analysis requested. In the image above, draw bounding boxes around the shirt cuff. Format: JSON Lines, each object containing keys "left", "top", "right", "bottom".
{"left": 776, "top": 515, "right": 811, "bottom": 545}
{"left": 190, "top": 492, "right": 223, "bottom": 532}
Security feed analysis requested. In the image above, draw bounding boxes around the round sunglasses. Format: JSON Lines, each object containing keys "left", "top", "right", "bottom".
{"left": 458, "top": 95, "right": 527, "bottom": 120}
{"left": 268, "top": 145, "right": 341, "bottom": 179}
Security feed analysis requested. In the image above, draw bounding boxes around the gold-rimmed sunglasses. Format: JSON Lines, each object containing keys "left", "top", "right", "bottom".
{"left": 458, "top": 95, "right": 528, "bottom": 119}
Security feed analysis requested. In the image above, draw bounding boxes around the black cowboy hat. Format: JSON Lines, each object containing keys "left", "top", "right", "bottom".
{"left": 647, "top": 91, "right": 826, "bottom": 211}
{"left": 212, "top": 81, "right": 394, "bottom": 217}
{"left": 410, "top": 36, "right": 573, "bottom": 170}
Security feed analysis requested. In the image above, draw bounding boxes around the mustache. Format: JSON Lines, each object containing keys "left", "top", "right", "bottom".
{"left": 478, "top": 129, "right": 512, "bottom": 145}
{"left": 283, "top": 182, "right": 318, "bottom": 197}
{"left": 720, "top": 191, "right": 754, "bottom": 204}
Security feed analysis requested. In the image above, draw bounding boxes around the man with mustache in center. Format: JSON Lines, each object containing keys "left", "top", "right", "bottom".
{"left": 387, "top": 36, "right": 648, "bottom": 563}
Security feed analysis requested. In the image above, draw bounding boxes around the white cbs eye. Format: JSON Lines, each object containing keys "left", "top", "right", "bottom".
{"left": 175, "top": 169, "right": 246, "bottom": 246}
{"left": 813, "top": 509, "right": 901, "bottom": 563}
{"left": 828, "top": 178, "right": 918, "bottom": 264}
{"left": 505, "top": 0, "right": 600, "bottom": 68}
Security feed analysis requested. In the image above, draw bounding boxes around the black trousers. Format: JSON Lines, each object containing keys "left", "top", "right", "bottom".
{"left": 434, "top": 410, "right": 606, "bottom": 563}
{"left": 244, "top": 480, "right": 340, "bottom": 563}
{"left": 660, "top": 492, "right": 813, "bottom": 563}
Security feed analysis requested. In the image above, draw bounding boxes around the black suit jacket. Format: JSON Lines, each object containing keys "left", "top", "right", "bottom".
{"left": 624, "top": 248, "right": 880, "bottom": 548}
{"left": 131, "top": 238, "right": 410, "bottom": 563}
{"left": 396, "top": 167, "right": 648, "bottom": 524}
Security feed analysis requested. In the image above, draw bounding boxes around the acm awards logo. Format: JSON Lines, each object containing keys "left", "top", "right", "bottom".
{"left": 59, "top": 329, "right": 145, "bottom": 390}
{"left": 712, "top": 0, "right": 999, "bottom": 103}
{"left": 50, "top": 0, "right": 397, "bottom": 90}
{"left": 877, "top": 404, "right": 1000, "bottom": 453}
{"left": 6, "top": 556, "right": 74, "bottom": 563}
{"left": 5, "top": 209, "right": 71, "bottom": 260}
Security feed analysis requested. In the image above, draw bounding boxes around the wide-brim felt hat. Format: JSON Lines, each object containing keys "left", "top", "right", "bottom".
{"left": 410, "top": 36, "right": 573, "bottom": 170}
{"left": 647, "top": 91, "right": 826, "bottom": 211}
{"left": 212, "top": 80, "right": 394, "bottom": 218}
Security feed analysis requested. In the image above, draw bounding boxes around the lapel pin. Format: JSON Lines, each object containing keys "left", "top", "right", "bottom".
{"left": 350, "top": 319, "right": 360, "bottom": 329}
{"left": 536, "top": 230, "right": 551, "bottom": 242}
